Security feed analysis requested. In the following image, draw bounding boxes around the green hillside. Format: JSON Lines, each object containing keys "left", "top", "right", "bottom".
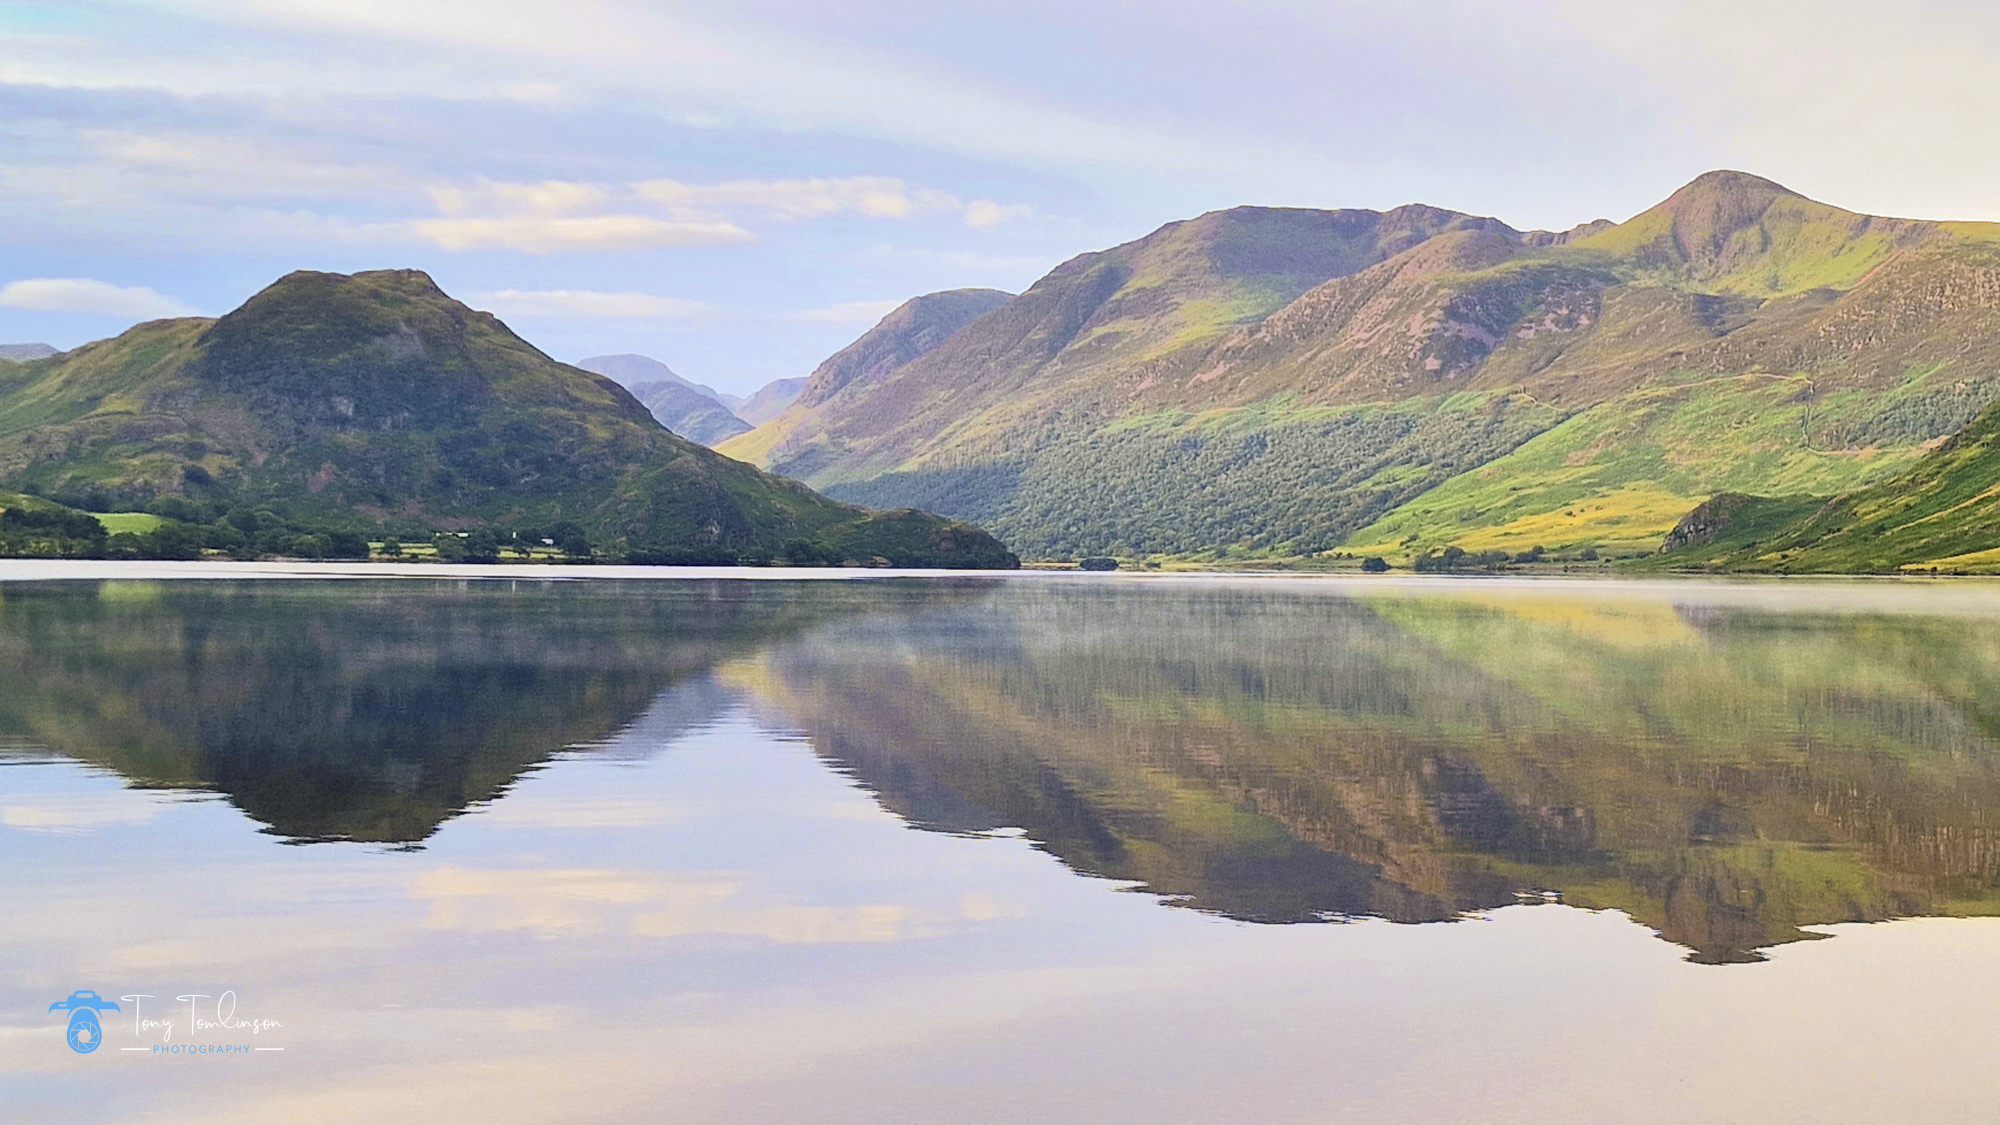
{"left": 724, "top": 172, "right": 2000, "bottom": 563}
{"left": 1653, "top": 395, "right": 2000, "bottom": 573}
{"left": 0, "top": 270, "right": 1015, "bottom": 566}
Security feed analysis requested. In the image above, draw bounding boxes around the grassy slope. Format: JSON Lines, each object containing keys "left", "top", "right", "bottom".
{"left": 1654, "top": 397, "right": 2000, "bottom": 573}
{"left": 0, "top": 270, "right": 1014, "bottom": 564}
{"left": 1346, "top": 374, "right": 1929, "bottom": 558}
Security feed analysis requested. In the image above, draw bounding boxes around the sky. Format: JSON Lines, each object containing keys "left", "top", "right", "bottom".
{"left": 5, "top": 0, "right": 2000, "bottom": 394}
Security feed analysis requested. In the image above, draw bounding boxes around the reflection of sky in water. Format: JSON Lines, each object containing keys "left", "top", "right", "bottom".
{"left": 4, "top": 576, "right": 2000, "bottom": 1123}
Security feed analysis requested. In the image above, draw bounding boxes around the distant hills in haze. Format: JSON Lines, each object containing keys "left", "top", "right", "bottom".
{"left": 735, "top": 377, "right": 807, "bottom": 426}
{"left": 576, "top": 353, "right": 805, "bottom": 448}
{"left": 0, "top": 343, "right": 58, "bottom": 362}
{"left": 0, "top": 270, "right": 1016, "bottom": 566}
{"left": 717, "top": 171, "right": 2000, "bottom": 571}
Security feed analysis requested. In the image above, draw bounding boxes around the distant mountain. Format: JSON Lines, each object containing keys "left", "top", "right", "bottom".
{"left": 718, "top": 288, "right": 1012, "bottom": 468}
{"left": 734, "top": 377, "right": 806, "bottom": 426}
{"left": 575, "top": 353, "right": 743, "bottom": 411}
{"left": 626, "top": 378, "right": 753, "bottom": 445}
{"left": 0, "top": 343, "right": 57, "bottom": 362}
{"left": 720, "top": 173, "right": 2000, "bottom": 562}
{"left": 0, "top": 269, "right": 1016, "bottom": 565}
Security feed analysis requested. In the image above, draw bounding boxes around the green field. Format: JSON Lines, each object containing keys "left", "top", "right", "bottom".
{"left": 94, "top": 512, "right": 167, "bottom": 535}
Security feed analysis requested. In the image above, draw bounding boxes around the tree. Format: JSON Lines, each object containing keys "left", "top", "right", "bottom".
{"left": 380, "top": 537, "right": 403, "bottom": 558}
{"left": 549, "top": 521, "right": 591, "bottom": 560}
{"left": 432, "top": 534, "right": 467, "bottom": 562}
{"left": 1361, "top": 556, "right": 1390, "bottom": 573}
{"left": 779, "top": 538, "right": 843, "bottom": 566}
{"left": 463, "top": 529, "right": 501, "bottom": 564}
{"left": 324, "top": 530, "right": 370, "bottom": 559}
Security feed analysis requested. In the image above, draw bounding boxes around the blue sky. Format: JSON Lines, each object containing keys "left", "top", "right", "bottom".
{"left": 5, "top": 0, "right": 1999, "bottom": 394}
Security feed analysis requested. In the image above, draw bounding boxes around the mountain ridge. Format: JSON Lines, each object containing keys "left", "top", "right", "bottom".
{"left": 724, "top": 171, "right": 2000, "bottom": 560}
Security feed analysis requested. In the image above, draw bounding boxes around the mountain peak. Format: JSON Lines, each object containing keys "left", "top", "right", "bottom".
{"left": 1559, "top": 168, "right": 1925, "bottom": 296}
{"left": 1648, "top": 170, "right": 1816, "bottom": 238}
{"left": 1671, "top": 169, "right": 1801, "bottom": 201}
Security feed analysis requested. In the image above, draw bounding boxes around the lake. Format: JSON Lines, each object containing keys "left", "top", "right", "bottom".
{"left": 5, "top": 569, "right": 2000, "bottom": 1123}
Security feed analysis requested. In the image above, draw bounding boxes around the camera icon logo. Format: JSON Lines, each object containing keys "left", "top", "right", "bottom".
{"left": 49, "top": 991, "right": 121, "bottom": 1054}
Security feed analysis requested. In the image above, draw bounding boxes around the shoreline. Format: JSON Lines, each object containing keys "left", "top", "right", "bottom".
{"left": 3, "top": 558, "right": 1997, "bottom": 594}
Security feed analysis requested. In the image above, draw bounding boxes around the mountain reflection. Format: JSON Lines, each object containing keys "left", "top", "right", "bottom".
{"left": 0, "top": 578, "right": 976, "bottom": 844}
{"left": 738, "top": 582, "right": 2000, "bottom": 963}
{"left": 8, "top": 576, "right": 2000, "bottom": 964}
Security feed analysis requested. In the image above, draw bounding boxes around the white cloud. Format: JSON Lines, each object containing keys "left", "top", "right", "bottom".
{"left": 410, "top": 214, "right": 752, "bottom": 253}
{"left": 132, "top": 0, "right": 1250, "bottom": 181}
{"left": 637, "top": 175, "right": 1028, "bottom": 227}
{"left": 0, "top": 278, "right": 200, "bottom": 319}
{"left": 964, "top": 199, "right": 1034, "bottom": 228}
{"left": 1, "top": 794, "right": 163, "bottom": 833}
{"left": 410, "top": 865, "right": 913, "bottom": 944}
{"left": 429, "top": 178, "right": 610, "bottom": 216}
{"left": 474, "top": 288, "right": 717, "bottom": 319}
{"left": 408, "top": 175, "right": 1027, "bottom": 254}
{"left": 638, "top": 175, "right": 946, "bottom": 221}
{"left": 794, "top": 299, "right": 904, "bottom": 324}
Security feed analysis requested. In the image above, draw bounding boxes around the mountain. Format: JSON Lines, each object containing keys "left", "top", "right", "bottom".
{"left": 734, "top": 377, "right": 806, "bottom": 426}
{"left": 717, "top": 287, "right": 1013, "bottom": 467}
{"left": 624, "top": 379, "right": 754, "bottom": 445}
{"left": 1654, "top": 392, "right": 2000, "bottom": 573}
{"left": 722, "top": 173, "right": 2000, "bottom": 562}
{"left": 0, "top": 343, "right": 57, "bottom": 362}
{"left": 574, "top": 353, "right": 742, "bottom": 410}
{"left": 0, "top": 269, "right": 1017, "bottom": 566}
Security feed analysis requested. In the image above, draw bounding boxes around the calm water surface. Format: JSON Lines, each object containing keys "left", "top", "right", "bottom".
{"left": 5, "top": 571, "right": 2000, "bottom": 1123}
